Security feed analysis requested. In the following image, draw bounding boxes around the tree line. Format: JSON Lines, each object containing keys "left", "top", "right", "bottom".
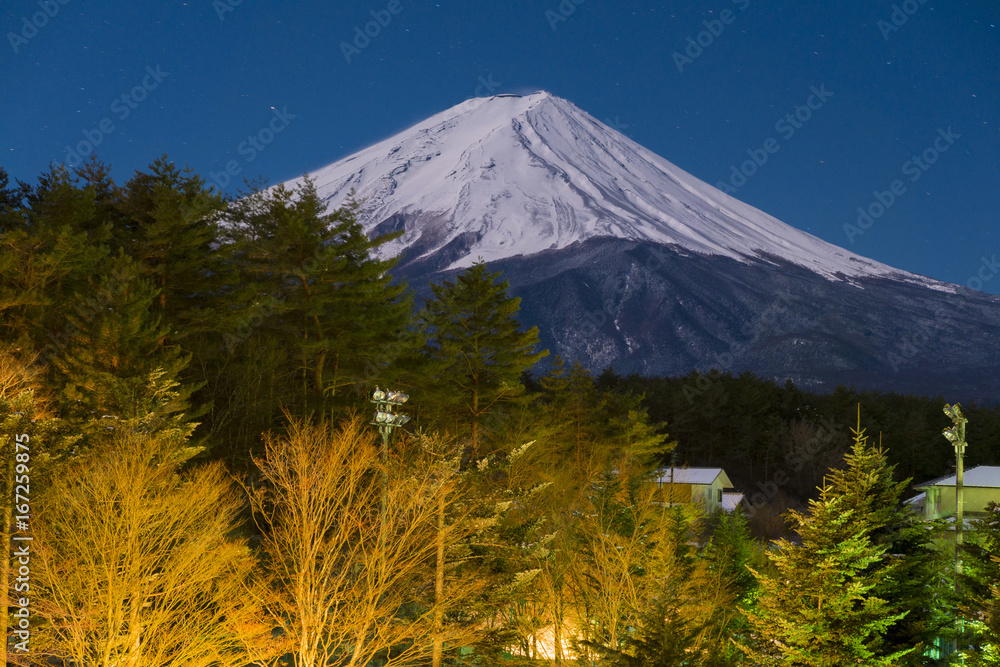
{"left": 596, "top": 370, "right": 1000, "bottom": 537}
{"left": 0, "top": 157, "right": 998, "bottom": 665}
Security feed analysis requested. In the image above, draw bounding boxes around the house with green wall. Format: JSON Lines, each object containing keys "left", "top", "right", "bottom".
{"left": 907, "top": 465, "right": 1000, "bottom": 523}
{"left": 653, "top": 467, "right": 738, "bottom": 513}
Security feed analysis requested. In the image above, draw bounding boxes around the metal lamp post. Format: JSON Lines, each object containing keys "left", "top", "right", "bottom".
{"left": 943, "top": 401, "right": 969, "bottom": 661}
{"left": 942, "top": 403, "right": 968, "bottom": 577}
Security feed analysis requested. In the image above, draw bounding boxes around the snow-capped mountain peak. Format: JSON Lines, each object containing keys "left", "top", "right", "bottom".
{"left": 289, "top": 91, "right": 950, "bottom": 291}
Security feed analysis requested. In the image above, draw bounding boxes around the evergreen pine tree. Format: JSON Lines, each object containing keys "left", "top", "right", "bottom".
{"left": 419, "top": 260, "right": 547, "bottom": 451}
{"left": 576, "top": 490, "right": 725, "bottom": 667}
{"left": 0, "top": 165, "right": 109, "bottom": 349}
{"left": 824, "top": 417, "right": 953, "bottom": 664}
{"left": 118, "top": 156, "right": 230, "bottom": 343}
{"left": 529, "top": 357, "right": 670, "bottom": 524}
{"left": 537, "top": 357, "right": 616, "bottom": 484}
{"left": 0, "top": 166, "right": 22, "bottom": 222}
{"left": 407, "top": 431, "right": 553, "bottom": 667}
{"left": 49, "top": 251, "right": 197, "bottom": 443}
{"left": 226, "top": 180, "right": 412, "bottom": 421}
{"left": 604, "top": 592, "right": 704, "bottom": 667}
{"left": 699, "top": 509, "right": 762, "bottom": 665}
{"left": 489, "top": 359, "right": 670, "bottom": 664}
{"left": 747, "top": 485, "right": 913, "bottom": 666}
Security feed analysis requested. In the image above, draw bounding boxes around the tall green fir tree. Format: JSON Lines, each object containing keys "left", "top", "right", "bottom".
{"left": 824, "top": 416, "right": 954, "bottom": 665}
{"left": 536, "top": 357, "right": 621, "bottom": 483}
{"left": 224, "top": 178, "right": 412, "bottom": 424}
{"left": 419, "top": 260, "right": 547, "bottom": 451}
{"left": 0, "top": 166, "right": 20, "bottom": 216}
{"left": 117, "top": 156, "right": 230, "bottom": 344}
{"left": 699, "top": 509, "right": 764, "bottom": 666}
{"left": 746, "top": 485, "right": 913, "bottom": 666}
{"left": 487, "top": 358, "right": 672, "bottom": 665}
{"left": 574, "top": 485, "right": 737, "bottom": 667}
{"left": 48, "top": 251, "right": 198, "bottom": 444}
{"left": 0, "top": 165, "right": 110, "bottom": 350}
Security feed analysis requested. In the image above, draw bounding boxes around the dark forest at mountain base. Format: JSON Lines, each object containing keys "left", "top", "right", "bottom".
{"left": 587, "top": 368, "right": 1000, "bottom": 539}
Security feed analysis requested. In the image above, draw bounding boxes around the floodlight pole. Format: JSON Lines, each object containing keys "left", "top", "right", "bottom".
{"left": 942, "top": 404, "right": 968, "bottom": 583}
{"left": 956, "top": 440, "right": 965, "bottom": 567}
{"left": 943, "top": 402, "right": 969, "bottom": 660}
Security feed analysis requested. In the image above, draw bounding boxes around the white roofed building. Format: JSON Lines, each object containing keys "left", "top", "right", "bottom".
{"left": 652, "top": 467, "right": 735, "bottom": 513}
{"left": 906, "top": 465, "right": 1000, "bottom": 660}
{"left": 907, "top": 465, "right": 1000, "bottom": 522}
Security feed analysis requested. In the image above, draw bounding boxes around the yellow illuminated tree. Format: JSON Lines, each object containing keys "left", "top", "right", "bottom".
{"left": 248, "top": 416, "right": 477, "bottom": 667}
{"left": 31, "top": 428, "right": 279, "bottom": 666}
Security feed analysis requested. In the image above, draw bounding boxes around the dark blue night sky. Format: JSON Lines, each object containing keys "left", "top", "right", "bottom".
{"left": 2, "top": 0, "right": 998, "bottom": 292}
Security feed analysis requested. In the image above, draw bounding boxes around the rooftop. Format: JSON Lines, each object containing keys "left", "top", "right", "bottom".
{"left": 653, "top": 467, "right": 733, "bottom": 488}
{"left": 914, "top": 465, "right": 1000, "bottom": 489}
{"left": 722, "top": 492, "right": 745, "bottom": 512}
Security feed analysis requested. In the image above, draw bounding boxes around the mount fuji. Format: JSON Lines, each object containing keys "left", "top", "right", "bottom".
{"left": 285, "top": 92, "right": 1000, "bottom": 403}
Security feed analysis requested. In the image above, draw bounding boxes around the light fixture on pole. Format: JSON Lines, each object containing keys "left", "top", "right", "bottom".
{"left": 943, "top": 401, "right": 969, "bottom": 661}
{"left": 942, "top": 403, "right": 968, "bottom": 565}
{"left": 371, "top": 387, "right": 411, "bottom": 517}
{"left": 371, "top": 386, "right": 410, "bottom": 462}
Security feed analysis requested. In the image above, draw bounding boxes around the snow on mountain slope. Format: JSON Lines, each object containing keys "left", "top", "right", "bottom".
{"left": 287, "top": 91, "right": 953, "bottom": 292}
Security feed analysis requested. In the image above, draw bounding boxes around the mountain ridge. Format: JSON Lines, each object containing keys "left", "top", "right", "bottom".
{"left": 287, "top": 91, "right": 953, "bottom": 292}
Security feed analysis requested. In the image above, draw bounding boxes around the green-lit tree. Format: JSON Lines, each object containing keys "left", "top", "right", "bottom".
{"left": 482, "top": 359, "right": 673, "bottom": 665}
{"left": 746, "top": 485, "right": 913, "bottom": 666}
{"left": 824, "top": 419, "right": 953, "bottom": 664}
{"left": 963, "top": 501, "right": 1000, "bottom": 665}
{"left": 0, "top": 165, "right": 109, "bottom": 349}
{"left": 403, "top": 431, "right": 555, "bottom": 667}
{"left": 536, "top": 358, "right": 619, "bottom": 487}
{"left": 71, "top": 156, "right": 125, "bottom": 239}
{"left": 699, "top": 509, "right": 763, "bottom": 665}
{"left": 117, "top": 156, "right": 230, "bottom": 343}
{"left": 574, "top": 484, "right": 742, "bottom": 667}
{"left": 606, "top": 591, "right": 705, "bottom": 667}
{"left": 419, "top": 260, "right": 547, "bottom": 451}
{"left": 0, "top": 166, "right": 20, "bottom": 216}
